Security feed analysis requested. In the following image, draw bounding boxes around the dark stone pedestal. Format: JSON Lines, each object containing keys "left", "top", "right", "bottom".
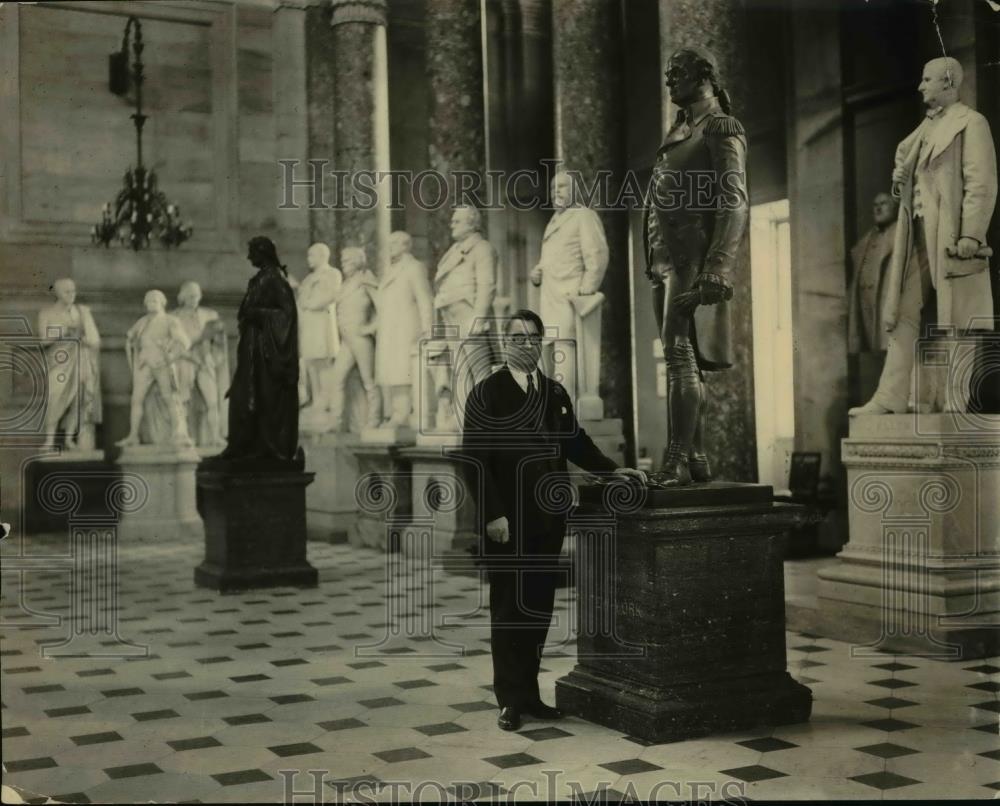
{"left": 555, "top": 482, "right": 812, "bottom": 743}
{"left": 24, "top": 457, "right": 118, "bottom": 535}
{"left": 194, "top": 466, "right": 318, "bottom": 592}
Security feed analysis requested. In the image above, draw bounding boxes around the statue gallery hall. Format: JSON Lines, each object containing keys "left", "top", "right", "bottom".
{"left": 1, "top": 0, "right": 998, "bottom": 802}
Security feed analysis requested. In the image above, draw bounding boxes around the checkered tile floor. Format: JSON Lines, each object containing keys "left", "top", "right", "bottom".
{"left": 2, "top": 537, "right": 998, "bottom": 802}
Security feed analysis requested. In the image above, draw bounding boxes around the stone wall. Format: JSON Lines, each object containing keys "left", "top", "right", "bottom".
{"left": 0, "top": 1, "right": 310, "bottom": 451}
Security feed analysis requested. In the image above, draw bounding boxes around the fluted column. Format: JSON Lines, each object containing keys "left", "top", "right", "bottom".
{"left": 658, "top": 0, "right": 757, "bottom": 482}
{"left": 552, "top": 0, "right": 632, "bottom": 451}
{"left": 425, "top": 0, "right": 487, "bottom": 261}
{"left": 330, "top": 0, "right": 391, "bottom": 273}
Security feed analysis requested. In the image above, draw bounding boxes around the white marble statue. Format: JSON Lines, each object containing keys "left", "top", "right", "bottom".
{"left": 329, "top": 247, "right": 381, "bottom": 432}
{"left": 531, "top": 171, "right": 609, "bottom": 416}
{"left": 38, "top": 278, "right": 102, "bottom": 452}
{"left": 430, "top": 205, "right": 497, "bottom": 431}
{"left": 117, "top": 290, "right": 193, "bottom": 447}
{"left": 374, "top": 231, "right": 434, "bottom": 428}
{"left": 297, "top": 242, "right": 342, "bottom": 414}
{"left": 174, "top": 281, "right": 229, "bottom": 448}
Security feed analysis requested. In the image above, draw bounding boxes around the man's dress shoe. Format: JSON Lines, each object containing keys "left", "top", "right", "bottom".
{"left": 523, "top": 700, "right": 563, "bottom": 719}
{"left": 497, "top": 706, "right": 521, "bottom": 731}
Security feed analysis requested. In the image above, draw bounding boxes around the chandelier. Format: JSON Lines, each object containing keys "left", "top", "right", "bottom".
{"left": 92, "top": 16, "right": 192, "bottom": 251}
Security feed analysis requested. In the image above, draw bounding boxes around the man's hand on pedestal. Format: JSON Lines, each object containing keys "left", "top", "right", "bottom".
{"left": 614, "top": 467, "right": 648, "bottom": 485}
{"left": 486, "top": 515, "right": 509, "bottom": 544}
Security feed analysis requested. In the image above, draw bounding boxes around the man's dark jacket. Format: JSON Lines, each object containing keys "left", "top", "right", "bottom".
{"left": 460, "top": 366, "right": 618, "bottom": 562}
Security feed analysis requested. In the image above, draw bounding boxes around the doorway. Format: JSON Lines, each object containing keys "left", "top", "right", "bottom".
{"left": 750, "top": 199, "right": 795, "bottom": 491}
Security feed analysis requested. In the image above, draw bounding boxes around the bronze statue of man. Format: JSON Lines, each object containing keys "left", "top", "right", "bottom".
{"left": 642, "top": 47, "right": 749, "bottom": 486}
{"left": 213, "top": 236, "right": 301, "bottom": 465}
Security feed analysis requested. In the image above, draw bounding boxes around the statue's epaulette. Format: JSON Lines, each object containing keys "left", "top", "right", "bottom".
{"left": 703, "top": 114, "right": 745, "bottom": 138}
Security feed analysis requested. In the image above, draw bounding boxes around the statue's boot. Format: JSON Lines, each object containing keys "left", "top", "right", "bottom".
{"left": 688, "top": 377, "right": 711, "bottom": 483}
{"left": 650, "top": 342, "right": 701, "bottom": 487}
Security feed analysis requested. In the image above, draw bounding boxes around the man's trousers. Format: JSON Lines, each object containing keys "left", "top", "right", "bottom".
{"left": 487, "top": 564, "right": 559, "bottom": 709}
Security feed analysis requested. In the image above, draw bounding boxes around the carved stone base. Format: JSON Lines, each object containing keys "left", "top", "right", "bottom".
{"left": 115, "top": 445, "right": 202, "bottom": 541}
{"left": 194, "top": 467, "right": 318, "bottom": 592}
{"left": 361, "top": 425, "right": 416, "bottom": 445}
{"left": 349, "top": 444, "right": 413, "bottom": 551}
{"left": 414, "top": 431, "right": 461, "bottom": 448}
{"left": 302, "top": 432, "right": 362, "bottom": 543}
{"left": 817, "top": 414, "right": 1000, "bottom": 659}
{"left": 399, "top": 445, "right": 477, "bottom": 571}
{"left": 555, "top": 483, "right": 812, "bottom": 742}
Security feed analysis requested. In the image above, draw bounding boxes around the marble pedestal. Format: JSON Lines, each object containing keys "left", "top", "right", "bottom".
{"left": 115, "top": 445, "right": 202, "bottom": 541}
{"left": 555, "top": 482, "right": 812, "bottom": 742}
{"left": 349, "top": 444, "right": 413, "bottom": 551}
{"left": 400, "top": 445, "right": 477, "bottom": 571}
{"left": 817, "top": 414, "right": 1000, "bottom": 659}
{"left": 301, "top": 432, "right": 362, "bottom": 543}
{"left": 194, "top": 465, "right": 318, "bottom": 592}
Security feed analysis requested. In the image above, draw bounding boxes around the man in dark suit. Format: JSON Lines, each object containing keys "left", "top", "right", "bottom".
{"left": 461, "top": 309, "right": 647, "bottom": 731}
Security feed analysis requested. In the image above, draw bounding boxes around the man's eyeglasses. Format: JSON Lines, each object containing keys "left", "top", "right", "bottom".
{"left": 508, "top": 333, "right": 543, "bottom": 346}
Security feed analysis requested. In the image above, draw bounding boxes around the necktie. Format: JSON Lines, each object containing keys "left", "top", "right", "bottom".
{"left": 526, "top": 372, "right": 538, "bottom": 404}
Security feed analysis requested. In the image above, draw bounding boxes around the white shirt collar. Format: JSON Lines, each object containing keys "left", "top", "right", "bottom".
{"left": 508, "top": 364, "right": 540, "bottom": 393}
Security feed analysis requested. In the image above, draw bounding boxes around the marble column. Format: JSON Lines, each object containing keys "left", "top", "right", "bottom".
{"left": 273, "top": 0, "right": 310, "bottom": 259}
{"left": 657, "top": 0, "right": 757, "bottom": 483}
{"left": 425, "top": 0, "right": 487, "bottom": 261}
{"left": 515, "top": 0, "right": 554, "bottom": 314}
{"left": 552, "top": 0, "right": 633, "bottom": 458}
{"left": 787, "top": 7, "right": 848, "bottom": 480}
{"left": 305, "top": 1, "right": 337, "bottom": 248}
{"left": 330, "top": 0, "right": 391, "bottom": 274}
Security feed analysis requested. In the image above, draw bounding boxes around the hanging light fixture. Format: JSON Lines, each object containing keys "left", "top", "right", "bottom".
{"left": 92, "top": 16, "right": 192, "bottom": 251}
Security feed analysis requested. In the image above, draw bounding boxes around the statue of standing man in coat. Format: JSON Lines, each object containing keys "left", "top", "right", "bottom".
{"left": 850, "top": 56, "right": 997, "bottom": 416}
{"left": 643, "top": 47, "right": 749, "bottom": 486}
{"left": 531, "top": 171, "right": 609, "bottom": 417}
{"left": 430, "top": 205, "right": 497, "bottom": 432}
{"left": 375, "top": 231, "right": 434, "bottom": 428}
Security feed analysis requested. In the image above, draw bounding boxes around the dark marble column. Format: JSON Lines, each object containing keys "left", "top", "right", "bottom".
{"left": 305, "top": 2, "right": 337, "bottom": 249}
{"left": 552, "top": 0, "right": 632, "bottom": 455}
{"left": 425, "top": 0, "right": 487, "bottom": 261}
{"left": 659, "top": 0, "right": 757, "bottom": 482}
{"left": 787, "top": 6, "right": 847, "bottom": 481}
{"left": 330, "top": 0, "right": 390, "bottom": 273}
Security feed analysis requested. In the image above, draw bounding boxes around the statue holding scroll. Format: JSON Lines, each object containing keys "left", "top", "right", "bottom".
{"left": 174, "top": 281, "right": 228, "bottom": 448}
{"left": 642, "top": 47, "right": 749, "bottom": 486}
{"left": 850, "top": 57, "right": 997, "bottom": 415}
{"left": 117, "top": 290, "right": 193, "bottom": 447}
{"left": 38, "top": 278, "right": 102, "bottom": 452}
{"left": 530, "top": 171, "right": 609, "bottom": 419}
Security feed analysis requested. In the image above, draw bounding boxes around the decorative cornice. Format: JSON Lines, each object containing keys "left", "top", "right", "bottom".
{"left": 329, "top": 0, "right": 386, "bottom": 26}
{"left": 842, "top": 441, "right": 1000, "bottom": 468}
